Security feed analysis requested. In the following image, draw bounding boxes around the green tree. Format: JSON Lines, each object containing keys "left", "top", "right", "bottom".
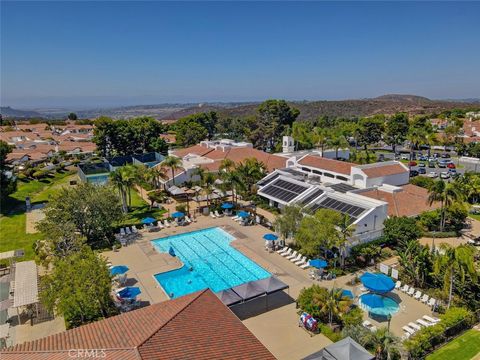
{"left": 398, "top": 239, "right": 432, "bottom": 288}
{"left": 40, "top": 247, "right": 118, "bottom": 328}
{"left": 37, "top": 183, "right": 123, "bottom": 247}
{"left": 0, "top": 140, "right": 17, "bottom": 204}
{"left": 235, "top": 158, "right": 267, "bottom": 196}
{"left": 110, "top": 165, "right": 138, "bottom": 213}
{"left": 368, "top": 327, "right": 401, "bottom": 360}
{"left": 383, "top": 216, "right": 422, "bottom": 248}
{"left": 218, "top": 158, "right": 245, "bottom": 204}
{"left": 160, "top": 155, "right": 183, "bottom": 186}
{"left": 327, "top": 130, "right": 349, "bottom": 159}
{"left": 67, "top": 112, "right": 78, "bottom": 120}
{"left": 427, "top": 180, "right": 464, "bottom": 231}
{"left": 273, "top": 204, "right": 304, "bottom": 246}
{"left": 175, "top": 120, "right": 208, "bottom": 146}
{"left": 355, "top": 116, "right": 384, "bottom": 154}
{"left": 384, "top": 112, "right": 409, "bottom": 154}
{"left": 336, "top": 214, "right": 355, "bottom": 268}
{"left": 433, "top": 244, "right": 477, "bottom": 309}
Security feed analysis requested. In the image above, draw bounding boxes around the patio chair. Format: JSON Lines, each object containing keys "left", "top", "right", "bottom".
{"left": 276, "top": 246, "right": 288, "bottom": 254}
{"left": 395, "top": 280, "right": 401, "bottom": 289}
{"left": 401, "top": 284, "right": 409, "bottom": 293}
{"left": 173, "top": 220, "right": 178, "bottom": 227}
{"left": 158, "top": 221, "right": 165, "bottom": 229}
{"left": 408, "top": 322, "right": 422, "bottom": 331}
{"left": 402, "top": 325, "right": 416, "bottom": 335}
{"left": 231, "top": 215, "right": 239, "bottom": 220}
{"left": 281, "top": 248, "right": 293, "bottom": 257}
{"left": 362, "top": 320, "right": 373, "bottom": 329}
{"left": 420, "top": 294, "right": 429, "bottom": 303}
{"left": 414, "top": 290, "right": 422, "bottom": 300}
{"left": 185, "top": 216, "right": 192, "bottom": 223}
{"left": 407, "top": 287, "right": 415, "bottom": 296}
{"left": 300, "top": 261, "right": 310, "bottom": 270}
{"left": 427, "top": 298, "right": 436, "bottom": 307}
{"left": 402, "top": 332, "right": 411, "bottom": 340}
{"left": 214, "top": 210, "right": 222, "bottom": 217}
{"left": 125, "top": 227, "right": 132, "bottom": 235}
{"left": 132, "top": 225, "right": 139, "bottom": 234}
{"left": 423, "top": 315, "right": 440, "bottom": 324}
{"left": 290, "top": 253, "right": 302, "bottom": 262}
{"left": 210, "top": 212, "right": 216, "bottom": 219}
{"left": 417, "top": 319, "right": 433, "bottom": 327}
{"left": 117, "top": 274, "right": 127, "bottom": 286}
{"left": 120, "top": 228, "right": 126, "bottom": 236}
{"left": 119, "top": 238, "right": 128, "bottom": 247}
{"left": 286, "top": 251, "right": 298, "bottom": 260}
{"left": 164, "top": 220, "right": 170, "bottom": 228}
{"left": 295, "top": 256, "right": 307, "bottom": 266}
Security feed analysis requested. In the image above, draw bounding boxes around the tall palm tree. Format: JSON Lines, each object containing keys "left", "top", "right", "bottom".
{"left": 328, "top": 131, "right": 349, "bottom": 159}
{"left": 336, "top": 214, "right": 355, "bottom": 268}
{"left": 235, "top": 158, "right": 267, "bottom": 196}
{"left": 109, "top": 165, "right": 136, "bottom": 213}
{"left": 398, "top": 239, "right": 432, "bottom": 288}
{"left": 406, "top": 128, "right": 426, "bottom": 167}
{"left": 312, "top": 127, "right": 329, "bottom": 156}
{"left": 427, "top": 180, "right": 464, "bottom": 231}
{"left": 433, "top": 244, "right": 477, "bottom": 308}
{"left": 367, "top": 327, "right": 400, "bottom": 360}
{"left": 314, "top": 288, "right": 351, "bottom": 326}
{"left": 160, "top": 155, "right": 182, "bottom": 186}
{"left": 424, "top": 130, "right": 437, "bottom": 158}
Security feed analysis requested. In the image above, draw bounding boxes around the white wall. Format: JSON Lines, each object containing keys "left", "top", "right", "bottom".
{"left": 365, "top": 172, "right": 409, "bottom": 187}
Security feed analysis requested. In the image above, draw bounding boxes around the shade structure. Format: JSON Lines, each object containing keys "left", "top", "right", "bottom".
{"left": 237, "top": 211, "right": 250, "bottom": 218}
{"left": 141, "top": 217, "right": 156, "bottom": 224}
{"left": 110, "top": 265, "right": 129, "bottom": 276}
{"left": 117, "top": 287, "right": 141, "bottom": 299}
{"left": 221, "top": 202, "right": 234, "bottom": 209}
{"left": 215, "top": 289, "right": 243, "bottom": 306}
{"left": 255, "top": 276, "right": 289, "bottom": 294}
{"left": 341, "top": 289, "right": 354, "bottom": 299}
{"left": 263, "top": 233, "right": 278, "bottom": 241}
{"left": 231, "top": 281, "right": 265, "bottom": 301}
{"left": 309, "top": 259, "right": 328, "bottom": 269}
{"left": 360, "top": 272, "right": 395, "bottom": 293}
{"left": 360, "top": 293, "right": 384, "bottom": 308}
{"left": 302, "top": 336, "right": 374, "bottom": 360}
{"left": 168, "top": 246, "right": 176, "bottom": 257}
{"left": 171, "top": 211, "right": 185, "bottom": 219}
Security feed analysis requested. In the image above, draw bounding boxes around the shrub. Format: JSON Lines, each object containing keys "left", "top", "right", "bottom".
{"left": 341, "top": 306, "right": 363, "bottom": 327}
{"left": 32, "top": 170, "right": 45, "bottom": 179}
{"left": 319, "top": 323, "right": 343, "bottom": 342}
{"left": 410, "top": 176, "right": 435, "bottom": 189}
{"left": 17, "top": 173, "right": 27, "bottom": 181}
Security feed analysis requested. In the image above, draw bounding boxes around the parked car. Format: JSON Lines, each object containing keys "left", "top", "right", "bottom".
{"left": 409, "top": 161, "right": 417, "bottom": 167}
{"left": 438, "top": 162, "right": 447, "bottom": 168}
{"left": 419, "top": 167, "right": 426, "bottom": 174}
{"left": 428, "top": 172, "right": 438, "bottom": 178}
{"left": 401, "top": 154, "right": 410, "bottom": 160}
{"left": 441, "top": 153, "right": 451, "bottom": 158}
{"left": 428, "top": 162, "right": 436, "bottom": 168}
{"left": 409, "top": 170, "right": 419, "bottom": 177}
{"left": 419, "top": 155, "right": 428, "bottom": 161}
{"left": 428, "top": 157, "right": 437, "bottom": 163}
{"left": 418, "top": 162, "right": 426, "bottom": 167}
{"left": 440, "top": 172, "right": 450, "bottom": 179}
{"left": 433, "top": 152, "right": 440, "bottom": 158}
{"left": 378, "top": 154, "right": 385, "bottom": 161}
{"left": 447, "top": 163, "right": 456, "bottom": 169}
{"left": 448, "top": 168, "right": 457, "bottom": 174}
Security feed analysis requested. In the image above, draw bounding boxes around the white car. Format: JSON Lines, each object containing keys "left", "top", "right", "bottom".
{"left": 401, "top": 154, "right": 410, "bottom": 160}
{"left": 440, "top": 172, "right": 450, "bottom": 179}
{"left": 428, "top": 172, "right": 438, "bottom": 178}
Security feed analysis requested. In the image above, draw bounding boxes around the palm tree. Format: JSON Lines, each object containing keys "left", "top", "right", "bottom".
{"left": 424, "top": 130, "right": 437, "bottom": 158}
{"left": 160, "top": 155, "right": 182, "bottom": 186}
{"left": 219, "top": 158, "right": 237, "bottom": 203}
{"left": 314, "top": 287, "right": 351, "bottom": 326}
{"left": 398, "top": 239, "right": 432, "bottom": 288}
{"left": 235, "top": 158, "right": 267, "bottom": 196}
{"left": 406, "top": 128, "right": 425, "bottom": 167}
{"left": 328, "top": 131, "right": 349, "bottom": 159}
{"left": 367, "top": 327, "right": 400, "bottom": 360}
{"left": 336, "top": 214, "right": 355, "bottom": 268}
{"left": 109, "top": 165, "right": 137, "bottom": 213}
{"left": 433, "top": 244, "right": 477, "bottom": 308}
{"left": 312, "top": 127, "right": 329, "bottom": 156}
{"left": 427, "top": 180, "right": 464, "bottom": 231}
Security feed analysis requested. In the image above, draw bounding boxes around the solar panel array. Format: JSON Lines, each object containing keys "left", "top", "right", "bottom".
{"left": 300, "top": 188, "right": 324, "bottom": 204}
{"left": 258, "top": 173, "right": 280, "bottom": 187}
{"left": 310, "top": 197, "right": 366, "bottom": 223}
{"left": 260, "top": 179, "right": 309, "bottom": 202}
{"left": 328, "top": 183, "right": 357, "bottom": 194}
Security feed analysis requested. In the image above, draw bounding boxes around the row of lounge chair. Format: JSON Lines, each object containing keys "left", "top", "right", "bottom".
{"left": 276, "top": 247, "right": 310, "bottom": 269}
{"left": 402, "top": 315, "right": 441, "bottom": 339}
{"left": 395, "top": 281, "right": 437, "bottom": 308}
{"left": 210, "top": 210, "right": 225, "bottom": 218}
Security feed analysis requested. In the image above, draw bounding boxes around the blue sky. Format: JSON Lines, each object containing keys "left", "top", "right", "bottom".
{"left": 1, "top": 1, "right": 479, "bottom": 108}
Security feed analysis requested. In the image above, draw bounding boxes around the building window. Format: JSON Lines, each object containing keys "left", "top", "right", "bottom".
{"left": 336, "top": 176, "right": 348, "bottom": 181}
{"left": 313, "top": 170, "right": 322, "bottom": 175}
{"left": 301, "top": 167, "right": 311, "bottom": 172}
{"left": 324, "top": 172, "right": 334, "bottom": 178}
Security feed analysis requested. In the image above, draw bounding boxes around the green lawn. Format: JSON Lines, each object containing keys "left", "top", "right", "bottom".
{"left": 0, "top": 213, "right": 43, "bottom": 261}
{"left": 426, "top": 330, "right": 480, "bottom": 360}
{"left": 469, "top": 214, "right": 480, "bottom": 222}
{"left": 120, "top": 189, "right": 166, "bottom": 225}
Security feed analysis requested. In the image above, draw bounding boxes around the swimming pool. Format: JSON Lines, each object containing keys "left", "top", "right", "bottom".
{"left": 152, "top": 227, "right": 270, "bottom": 299}
{"left": 359, "top": 294, "right": 400, "bottom": 316}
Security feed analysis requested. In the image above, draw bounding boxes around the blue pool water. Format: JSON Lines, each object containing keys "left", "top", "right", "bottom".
{"left": 86, "top": 174, "right": 109, "bottom": 185}
{"left": 152, "top": 227, "right": 270, "bottom": 298}
{"left": 359, "top": 294, "right": 400, "bottom": 316}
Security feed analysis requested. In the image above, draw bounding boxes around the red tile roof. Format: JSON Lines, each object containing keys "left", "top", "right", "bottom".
{"left": 225, "top": 148, "right": 286, "bottom": 172}
{"left": 360, "top": 163, "right": 408, "bottom": 178}
{"left": 361, "top": 184, "right": 440, "bottom": 217}
{"left": 172, "top": 144, "right": 213, "bottom": 158}
{"left": 1, "top": 290, "right": 274, "bottom": 360}
{"left": 298, "top": 155, "right": 354, "bottom": 175}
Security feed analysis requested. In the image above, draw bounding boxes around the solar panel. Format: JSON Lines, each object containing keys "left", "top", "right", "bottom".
{"left": 258, "top": 173, "right": 279, "bottom": 187}
{"left": 260, "top": 178, "right": 309, "bottom": 202}
{"left": 328, "top": 183, "right": 357, "bottom": 193}
{"left": 300, "top": 188, "right": 324, "bottom": 204}
{"left": 308, "top": 196, "right": 366, "bottom": 224}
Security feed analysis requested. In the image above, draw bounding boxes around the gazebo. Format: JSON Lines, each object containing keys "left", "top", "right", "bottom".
{"left": 12, "top": 260, "right": 40, "bottom": 323}
{"left": 302, "top": 337, "right": 374, "bottom": 360}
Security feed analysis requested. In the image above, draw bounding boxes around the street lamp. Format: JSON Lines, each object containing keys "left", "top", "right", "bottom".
{"left": 387, "top": 314, "right": 392, "bottom": 332}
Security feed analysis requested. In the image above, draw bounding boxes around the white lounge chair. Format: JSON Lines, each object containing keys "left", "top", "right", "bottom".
{"left": 231, "top": 215, "right": 239, "bottom": 221}
{"left": 164, "top": 220, "right": 170, "bottom": 228}
{"left": 295, "top": 256, "right": 307, "bottom": 266}
{"left": 414, "top": 290, "right": 422, "bottom": 300}
{"left": 277, "top": 246, "right": 288, "bottom": 254}
{"left": 125, "top": 227, "right": 132, "bottom": 235}
{"left": 286, "top": 251, "right": 298, "bottom": 260}
{"left": 401, "top": 285, "right": 409, "bottom": 293}
{"left": 362, "top": 320, "right": 372, "bottom": 328}
{"left": 120, "top": 228, "right": 126, "bottom": 236}
{"left": 423, "top": 315, "right": 440, "bottom": 324}
{"left": 132, "top": 225, "right": 138, "bottom": 233}
{"left": 210, "top": 212, "right": 216, "bottom": 219}
{"left": 409, "top": 322, "right": 422, "bottom": 331}
{"left": 395, "top": 281, "right": 401, "bottom": 289}
{"left": 402, "top": 325, "right": 416, "bottom": 335}
{"left": 420, "top": 294, "right": 429, "bottom": 303}
{"left": 407, "top": 287, "right": 415, "bottom": 296}
{"left": 427, "top": 298, "right": 436, "bottom": 307}
{"left": 417, "top": 319, "right": 433, "bottom": 327}
{"left": 281, "top": 248, "right": 293, "bottom": 257}
{"left": 214, "top": 210, "right": 222, "bottom": 217}
{"left": 290, "top": 253, "right": 302, "bottom": 262}
{"left": 300, "top": 261, "right": 310, "bottom": 270}
{"left": 158, "top": 221, "right": 165, "bottom": 229}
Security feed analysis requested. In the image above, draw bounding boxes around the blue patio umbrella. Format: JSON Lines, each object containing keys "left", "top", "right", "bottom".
{"left": 141, "top": 217, "right": 156, "bottom": 224}
{"left": 263, "top": 233, "right": 278, "bottom": 241}
{"left": 237, "top": 210, "right": 250, "bottom": 218}
{"left": 341, "top": 289, "right": 354, "bottom": 299}
{"left": 309, "top": 259, "right": 328, "bottom": 268}
{"left": 117, "top": 287, "right": 141, "bottom": 299}
{"left": 221, "top": 202, "right": 234, "bottom": 209}
{"left": 168, "top": 246, "right": 176, "bottom": 257}
{"left": 171, "top": 211, "right": 185, "bottom": 219}
{"left": 360, "top": 272, "right": 395, "bottom": 293}
{"left": 360, "top": 293, "right": 384, "bottom": 308}
{"left": 110, "top": 265, "right": 129, "bottom": 276}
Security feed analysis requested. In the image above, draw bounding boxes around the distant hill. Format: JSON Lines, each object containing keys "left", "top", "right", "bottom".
{"left": 1, "top": 106, "right": 45, "bottom": 119}
{"left": 163, "top": 95, "right": 480, "bottom": 120}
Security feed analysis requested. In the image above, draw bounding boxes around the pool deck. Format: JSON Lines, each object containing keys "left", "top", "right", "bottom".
{"left": 103, "top": 214, "right": 435, "bottom": 359}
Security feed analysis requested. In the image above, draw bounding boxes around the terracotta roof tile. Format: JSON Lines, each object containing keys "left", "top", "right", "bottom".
{"left": 360, "top": 163, "right": 408, "bottom": 178}
{"left": 2, "top": 290, "right": 274, "bottom": 360}
{"left": 298, "top": 155, "right": 354, "bottom": 175}
{"left": 172, "top": 144, "right": 213, "bottom": 158}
